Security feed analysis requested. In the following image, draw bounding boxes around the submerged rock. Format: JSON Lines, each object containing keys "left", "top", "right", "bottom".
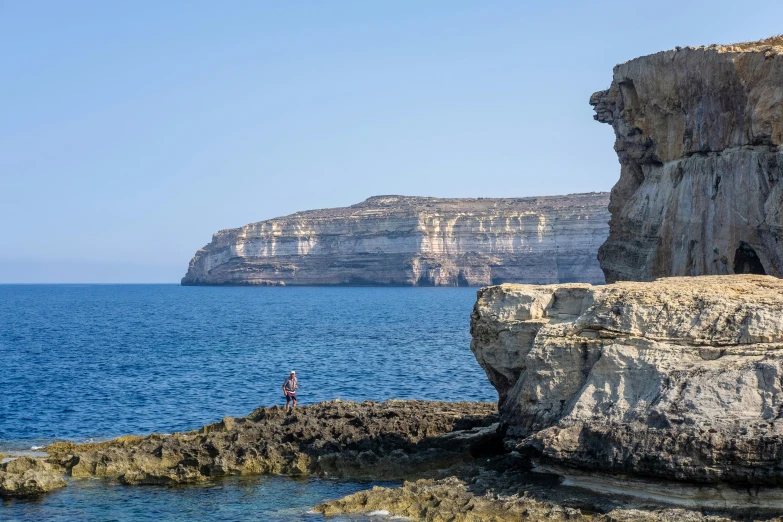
{"left": 470, "top": 275, "right": 783, "bottom": 485}
{"left": 591, "top": 36, "right": 783, "bottom": 283}
{"left": 181, "top": 193, "right": 609, "bottom": 286}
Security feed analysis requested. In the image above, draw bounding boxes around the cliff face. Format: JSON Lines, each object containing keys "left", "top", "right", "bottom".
{"left": 591, "top": 36, "right": 783, "bottom": 283}
{"left": 182, "top": 194, "right": 609, "bottom": 286}
{"left": 470, "top": 275, "right": 783, "bottom": 484}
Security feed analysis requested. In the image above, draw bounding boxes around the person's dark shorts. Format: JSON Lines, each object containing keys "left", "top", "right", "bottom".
{"left": 285, "top": 391, "right": 296, "bottom": 400}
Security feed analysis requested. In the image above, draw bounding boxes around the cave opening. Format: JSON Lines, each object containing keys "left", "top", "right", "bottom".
{"left": 733, "top": 242, "right": 766, "bottom": 275}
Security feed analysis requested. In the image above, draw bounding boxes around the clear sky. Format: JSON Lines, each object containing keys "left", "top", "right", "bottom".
{"left": 3, "top": 1, "right": 782, "bottom": 283}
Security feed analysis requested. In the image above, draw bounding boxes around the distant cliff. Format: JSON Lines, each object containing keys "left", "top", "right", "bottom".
{"left": 182, "top": 193, "right": 610, "bottom": 286}
{"left": 591, "top": 36, "right": 783, "bottom": 282}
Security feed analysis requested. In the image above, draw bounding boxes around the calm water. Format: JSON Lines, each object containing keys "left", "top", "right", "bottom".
{"left": 2, "top": 475, "right": 394, "bottom": 522}
{"left": 0, "top": 285, "right": 495, "bottom": 520}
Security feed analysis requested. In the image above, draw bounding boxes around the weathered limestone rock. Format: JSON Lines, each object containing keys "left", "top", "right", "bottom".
{"left": 315, "top": 462, "right": 783, "bottom": 521}
{"left": 182, "top": 193, "right": 609, "bottom": 286}
{"left": 0, "top": 457, "right": 66, "bottom": 498}
{"left": 591, "top": 36, "right": 783, "bottom": 282}
{"left": 315, "top": 476, "right": 770, "bottom": 522}
{"left": 470, "top": 275, "right": 783, "bottom": 484}
{"left": 44, "top": 401, "right": 497, "bottom": 485}
{"left": 316, "top": 477, "right": 590, "bottom": 522}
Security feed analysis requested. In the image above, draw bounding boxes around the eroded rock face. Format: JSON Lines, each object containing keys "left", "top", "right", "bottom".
{"left": 591, "top": 36, "right": 783, "bottom": 283}
{"left": 470, "top": 275, "right": 783, "bottom": 484}
{"left": 182, "top": 194, "right": 609, "bottom": 286}
{"left": 0, "top": 457, "right": 66, "bottom": 498}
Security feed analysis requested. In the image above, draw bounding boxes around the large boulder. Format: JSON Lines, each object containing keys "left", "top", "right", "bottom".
{"left": 0, "top": 457, "right": 66, "bottom": 497}
{"left": 591, "top": 36, "right": 783, "bottom": 283}
{"left": 470, "top": 275, "right": 783, "bottom": 484}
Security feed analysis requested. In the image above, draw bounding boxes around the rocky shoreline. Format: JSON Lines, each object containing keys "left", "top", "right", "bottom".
{"left": 4, "top": 398, "right": 783, "bottom": 520}
{"left": 7, "top": 275, "right": 783, "bottom": 520}
{"left": 1, "top": 400, "right": 497, "bottom": 497}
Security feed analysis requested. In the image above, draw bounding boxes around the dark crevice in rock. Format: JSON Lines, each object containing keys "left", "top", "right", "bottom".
{"left": 734, "top": 242, "right": 766, "bottom": 275}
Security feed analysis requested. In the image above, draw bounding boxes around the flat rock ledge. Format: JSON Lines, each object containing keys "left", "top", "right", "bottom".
{"left": 316, "top": 454, "right": 783, "bottom": 522}
{"left": 41, "top": 400, "right": 497, "bottom": 486}
{"left": 470, "top": 274, "right": 783, "bottom": 486}
{"left": 317, "top": 477, "right": 780, "bottom": 522}
{"left": 0, "top": 400, "right": 496, "bottom": 499}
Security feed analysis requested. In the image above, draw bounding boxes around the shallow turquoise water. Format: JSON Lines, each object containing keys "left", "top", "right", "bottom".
{"left": 0, "top": 285, "right": 495, "bottom": 520}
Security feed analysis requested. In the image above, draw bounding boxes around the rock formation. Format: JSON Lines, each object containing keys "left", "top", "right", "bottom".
{"left": 316, "top": 476, "right": 774, "bottom": 522}
{"left": 591, "top": 36, "right": 783, "bottom": 283}
{"left": 0, "top": 457, "right": 66, "bottom": 498}
{"left": 470, "top": 275, "right": 783, "bottom": 485}
{"left": 182, "top": 193, "right": 609, "bottom": 286}
{"left": 41, "top": 401, "right": 497, "bottom": 487}
{"left": 12, "top": 394, "right": 783, "bottom": 518}
{"left": 316, "top": 477, "right": 588, "bottom": 522}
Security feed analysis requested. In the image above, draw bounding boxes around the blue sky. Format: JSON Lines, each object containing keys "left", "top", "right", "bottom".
{"left": 2, "top": 1, "right": 782, "bottom": 283}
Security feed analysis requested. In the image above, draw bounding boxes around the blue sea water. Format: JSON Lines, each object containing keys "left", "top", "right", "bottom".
{"left": 0, "top": 285, "right": 496, "bottom": 520}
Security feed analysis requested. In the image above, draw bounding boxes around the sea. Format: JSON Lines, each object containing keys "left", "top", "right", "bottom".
{"left": 0, "top": 285, "right": 496, "bottom": 521}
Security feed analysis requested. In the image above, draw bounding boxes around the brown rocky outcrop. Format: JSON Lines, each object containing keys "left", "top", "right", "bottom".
{"left": 0, "top": 456, "right": 66, "bottom": 498}
{"left": 316, "top": 476, "right": 775, "bottom": 522}
{"left": 591, "top": 36, "right": 783, "bottom": 283}
{"left": 316, "top": 477, "right": 590, "bottom": 521}
{"left": 316, "top": 453, "right": 783, "bottom": 521}
{"left": 182, "top": 194, "right": 609, "bottom": 286}
{"left": 42, "top": 400, "right": 497, "bottom": 486}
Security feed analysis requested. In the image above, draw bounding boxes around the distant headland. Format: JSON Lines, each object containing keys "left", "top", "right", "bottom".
{"left": 181, "top": 193, "right": 610, "bottom": 287}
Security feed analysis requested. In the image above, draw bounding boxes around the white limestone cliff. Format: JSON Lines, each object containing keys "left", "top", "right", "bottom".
{"left": 182, "top": 194, "right": 609, "bottom": 286}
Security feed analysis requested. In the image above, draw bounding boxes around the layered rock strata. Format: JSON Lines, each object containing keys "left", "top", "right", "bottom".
{"left": 591, "top": 36, "right": 783, "bottom": 282}
{"left": 470, "top": 275, "right": 783, "bottom": 485}
{"left": 182, "top": 193, "right": 609, "bottom": 286}
{"left": 316, "top": 476, "right": 782, "bottom": 522}
{"left": 317, "top": 448, "right": 783, "bottom": 520}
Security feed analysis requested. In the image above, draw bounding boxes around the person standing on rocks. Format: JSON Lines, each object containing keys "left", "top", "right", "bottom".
{"left": 282, "top": 370, "right": 298, "bottom": 412}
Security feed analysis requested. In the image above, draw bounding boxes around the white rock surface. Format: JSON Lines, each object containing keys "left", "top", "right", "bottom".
{"left": 182, "top": 194, "right": 609, "bottom": 286}
{"left": 470, "top": 275, "right": 783, "bottom": 484}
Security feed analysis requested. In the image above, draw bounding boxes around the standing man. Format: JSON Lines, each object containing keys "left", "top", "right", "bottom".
{"left": 282, "top": 370, "right": 298, "bottom": 412}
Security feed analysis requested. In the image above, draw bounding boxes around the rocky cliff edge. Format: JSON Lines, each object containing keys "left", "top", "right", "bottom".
{"left": 471, "top": 274, "right": 783, "bottom": 485}
{"left": 591, "top": 36, "right": 783, "bottom": 282}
